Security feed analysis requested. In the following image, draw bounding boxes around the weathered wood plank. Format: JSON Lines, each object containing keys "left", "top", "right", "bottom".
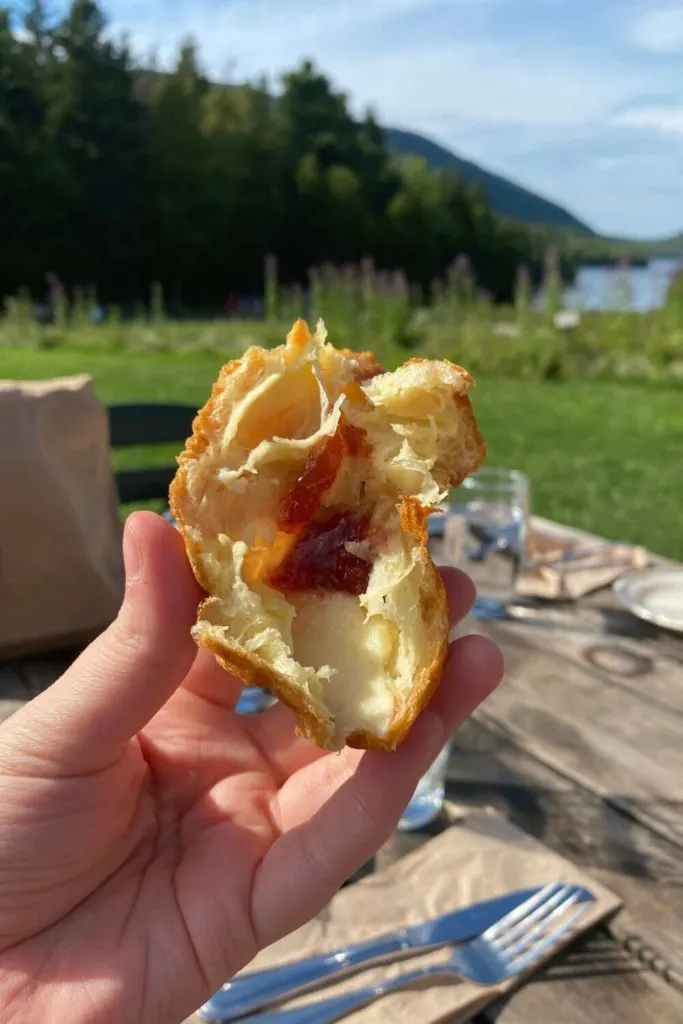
{"left": 480, "top": 931, "right": 683, "bottom": 1024}
{"left": 379, "top": 719, "right": 683, "bottom": 1022}
{"left": 474, "top": 623, "right": 683, "bottom": 848}
{"left": 501, "top": 602, "right": 683, "bottom": 716}
{"left": 447, "top": 718, "right": 683, "bottom": 971}
{"left": 188, "top": 712, "right": 683, "bottom": 1024}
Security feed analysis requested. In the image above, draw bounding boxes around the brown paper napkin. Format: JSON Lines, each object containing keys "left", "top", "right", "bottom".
{"left": 228, "top": 806, "right": 621, "bottom": 1024}
{"left": 516, "top": 525, "right": 649, "bottom": 601}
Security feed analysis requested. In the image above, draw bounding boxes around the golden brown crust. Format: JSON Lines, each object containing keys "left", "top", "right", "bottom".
{"left": 199, "top": 629, "right": 332, "bottom": 747}
{"left": 169, "top": 325, "right": 483, "bottom": 752}
{"left": 448, "top": 391, "right": 487, "bottom": 489}
{"left": 402, "top": 356, "right": 487, "bottom": 490}
{"left": 345, "top": 497, "right": 449, "bottom": 751}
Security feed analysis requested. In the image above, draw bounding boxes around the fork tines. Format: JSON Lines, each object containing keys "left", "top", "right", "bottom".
{"left": 486, "top": 880, "right": 591, "bottom": 971}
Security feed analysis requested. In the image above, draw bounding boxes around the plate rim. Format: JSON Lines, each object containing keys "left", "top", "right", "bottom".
{"left": 613, "top": 567, "right": 683, "bottom": 633}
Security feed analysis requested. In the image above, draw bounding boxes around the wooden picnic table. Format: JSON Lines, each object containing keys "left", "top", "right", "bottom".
{"left": 2, "top": 517, "right": 683, "bottom": 1023}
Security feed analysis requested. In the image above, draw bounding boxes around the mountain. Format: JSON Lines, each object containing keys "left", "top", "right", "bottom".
{"left": 626, "top": 233, "right": 683, "bottom": 259}
{"left": 383, "top": 127, "right": 595, "bottom": 235}
{"left": 141, "top": 68, "right": 677, "bottom": 250}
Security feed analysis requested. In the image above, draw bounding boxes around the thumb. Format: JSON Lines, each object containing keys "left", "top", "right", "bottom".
{"left": 3, "top": 512, "right": 202, "bottom": 774}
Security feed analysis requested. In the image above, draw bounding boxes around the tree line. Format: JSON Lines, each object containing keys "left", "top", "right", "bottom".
{"left": 1, "top": 0, "right": 563, "bottom": 312}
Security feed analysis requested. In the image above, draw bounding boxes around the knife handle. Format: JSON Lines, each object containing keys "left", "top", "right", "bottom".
{"left": 197, "top": 930, "right": 411, "bottom": 1022}
{"left": 210, "top": 964, "right": 444, "bottom": 1024}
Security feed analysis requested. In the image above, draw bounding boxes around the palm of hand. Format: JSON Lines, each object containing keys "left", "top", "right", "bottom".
{"left": 0, "top": 675, "right": 354, "bottom": 1022}
{"left": 0, "top": 514, "right": 501, "bottom": 1024}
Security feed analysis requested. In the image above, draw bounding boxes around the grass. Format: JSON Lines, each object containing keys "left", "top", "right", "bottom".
{"left": 3, "top": 346, "right": 682, "bottom": 560}
{"left": 3, "top": 255, "right": 683, "bottom": 385}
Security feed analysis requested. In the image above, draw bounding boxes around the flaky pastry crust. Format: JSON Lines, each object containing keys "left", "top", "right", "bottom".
{"left": 170, "top": 319, "right": 485, "bottom": 750}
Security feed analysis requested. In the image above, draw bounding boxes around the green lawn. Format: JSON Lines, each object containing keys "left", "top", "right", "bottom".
{"left": 3, "top": 347, "right": 682, "bottom": 559}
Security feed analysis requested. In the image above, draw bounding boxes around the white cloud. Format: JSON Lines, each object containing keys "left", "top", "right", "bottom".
{"left": 330, "top": 43, "right": 631, "bottom": 129}
{"left": 614, "top": 104, "right": 683, "bottom": 137}
{"left": 594, "top": 155, "right": 628, "bottom": 170}
{"left": 111, "top": 0, "right": 487, "bottom": 77}
{"left": 630, "top": 3, "right": 683, "bottom": 53}
{"left": 102, "top": 0, "right": 683, "bottom": 236}
{"left": 112, "top": 0, "right": 636, "bottom": 132}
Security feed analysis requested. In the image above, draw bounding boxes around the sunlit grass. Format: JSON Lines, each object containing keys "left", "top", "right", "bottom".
{"left": 3, "top": 257, "right": 683, "bottom": 384}
{"left": 3, "top": 346, "right": 681, "bottom": 560}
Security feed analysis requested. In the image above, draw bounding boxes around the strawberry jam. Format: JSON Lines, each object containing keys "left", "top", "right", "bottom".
{"left": 278, "top": 416, "right": 369, "bottom": 531}
{"left": 270, "top": 409, "right": 374, "bottom": 595}
{"left": 339, "top": 418, "right": 370, "bottom": 457}
{"left": 267, "top": 511, "right": 373, "bottom": 596}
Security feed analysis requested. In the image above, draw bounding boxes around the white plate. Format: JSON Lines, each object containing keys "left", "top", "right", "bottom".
{"left": 614, "top": 568, "right": 683, "bottom": 633}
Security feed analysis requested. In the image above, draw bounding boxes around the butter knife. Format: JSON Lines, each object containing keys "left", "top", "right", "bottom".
{"left": 197, "top": 886, "right": 543, "bottom": 1022}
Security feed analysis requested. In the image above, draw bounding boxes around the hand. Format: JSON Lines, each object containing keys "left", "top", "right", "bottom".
{"left": 0, "top": 512, "right": 502, "bottom": 1024}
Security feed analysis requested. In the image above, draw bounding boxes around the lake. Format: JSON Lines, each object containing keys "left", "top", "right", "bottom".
{"left": 563, "top": 258, "right": 681, "bottom": 312}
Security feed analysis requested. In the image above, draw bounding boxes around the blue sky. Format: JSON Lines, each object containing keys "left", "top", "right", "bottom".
{"left": 105, "top": 0, "right": 683, "bottom": 238}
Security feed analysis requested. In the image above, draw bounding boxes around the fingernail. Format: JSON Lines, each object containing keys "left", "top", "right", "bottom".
{"left": 123, "top": 521, "right": 143, "bottom": 585}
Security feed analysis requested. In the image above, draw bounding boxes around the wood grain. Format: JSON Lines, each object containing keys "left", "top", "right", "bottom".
{"left": 446, "top": 718, "right": 683, "bottom": 972}
{"left": 479, "top": 931, "right": 683, "bottom": 1024}
{"left": 503, "top": 602, "right": 683, "bottom": 716}
{"left": 476, "top": 623, "right": 683, "bottom": 849}
{"left": 378, "top": 720, "right": 683, "bottom": 1023}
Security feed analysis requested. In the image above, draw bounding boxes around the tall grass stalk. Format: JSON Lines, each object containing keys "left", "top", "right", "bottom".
{"left": 1, "top": 257, "right": 681, "bottom": 385}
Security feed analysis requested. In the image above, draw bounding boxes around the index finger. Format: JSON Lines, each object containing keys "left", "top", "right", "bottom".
{"left": 250, "top": 630, "right": 503, "bottom": 947}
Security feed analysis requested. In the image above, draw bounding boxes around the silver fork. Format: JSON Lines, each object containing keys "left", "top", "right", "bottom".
{"left": 233, "top": 882, "right": 593, "bottom": 1024}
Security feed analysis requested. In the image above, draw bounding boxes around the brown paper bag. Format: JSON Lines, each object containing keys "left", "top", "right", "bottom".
{"left": 204, "top": 807, "right": 621, "bottom": 1024}
{"left": 0, "top": 374, "right": 124, "bottom": 658}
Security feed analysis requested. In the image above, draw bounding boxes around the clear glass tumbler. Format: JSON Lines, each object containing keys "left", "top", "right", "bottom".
{"left": 397, "top": 744, "right": 450, "bottom": 831}
{"left": 446, "top": 467, "right": 530, "bottom": 619}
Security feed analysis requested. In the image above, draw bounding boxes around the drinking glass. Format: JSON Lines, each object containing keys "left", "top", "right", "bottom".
{"left": 446, "top": 467, "right": 529, "bottom": 619}
{"left": 397, "top": 743, "right": 450, "bottom": 831}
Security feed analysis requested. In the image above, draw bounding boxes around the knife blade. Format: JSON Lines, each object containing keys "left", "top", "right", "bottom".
{"left": 197, "top": 886, "right": 546, "bottom": 1022}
